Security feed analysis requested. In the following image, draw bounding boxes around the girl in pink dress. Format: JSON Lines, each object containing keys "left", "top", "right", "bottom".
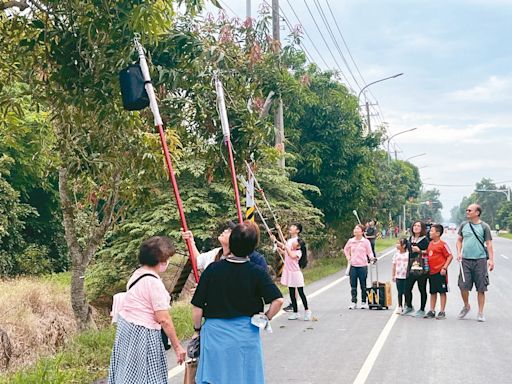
{"left": 279, "top": 238, "right": 311, "bottom": 321}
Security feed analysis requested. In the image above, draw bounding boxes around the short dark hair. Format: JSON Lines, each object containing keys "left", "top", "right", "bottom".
{"left": 475, "top": 204, "right": 482, "bottom": 216}
{"left": 410, "top": 221, "right": 427, "bottom": 237}
{"left": 229, "top": 223, "right": 258, "bottom": 257}
{"left": 432, "top": 223, "right": 444, "bottom": 236}
{"left": 292, "top": 223, "right": 303, "bottom": 233}
{"left": 138, "top": 236, "right": 176, "bottom": 266}
{"left": 399, "top": 238, "right": 408, "bottom": 249}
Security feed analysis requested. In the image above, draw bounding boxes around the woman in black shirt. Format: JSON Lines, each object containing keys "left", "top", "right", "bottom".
{"left": 191, "top": 222, "right": 283, "bottom": 383}
{"left": 403, "top": 221, "right": 430, "bottom": 317}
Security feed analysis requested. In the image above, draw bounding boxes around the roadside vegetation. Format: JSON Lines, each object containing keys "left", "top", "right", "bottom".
{"left": 1, "top": 1, "right": 437, "bottom": 381}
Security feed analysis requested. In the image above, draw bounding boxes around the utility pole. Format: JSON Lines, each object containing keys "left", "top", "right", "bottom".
{"left": 365, "top": 101, "right": 371, "bottom": 133}
{"left": 272, "top": 0, "right": 285, "bottom": 168}
{"left": 246, "top": 0, "right": 251, "bottom": 18}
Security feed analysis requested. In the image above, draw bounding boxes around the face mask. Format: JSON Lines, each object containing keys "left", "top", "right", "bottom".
{"left": 159, "top": 260, "right": 169, "bottom": 273}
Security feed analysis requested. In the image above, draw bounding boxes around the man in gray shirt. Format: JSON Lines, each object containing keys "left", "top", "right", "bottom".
{"left": 456, "top": 203, "right": 495, "bottom": 322}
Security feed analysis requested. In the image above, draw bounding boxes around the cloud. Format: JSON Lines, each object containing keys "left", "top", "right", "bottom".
{"left": 449, "top": 76, "right": 512, "bottom": 102}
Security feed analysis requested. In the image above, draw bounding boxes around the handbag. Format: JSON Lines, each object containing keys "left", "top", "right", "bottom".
{"left": 183, "top": 359, "right": 198, "bottom": 384}
{"left": 187, "top": 335, "right": 200, "bottom": 359}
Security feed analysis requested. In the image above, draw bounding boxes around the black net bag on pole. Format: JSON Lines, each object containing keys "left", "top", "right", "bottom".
{"left": 119, "top": 63, "right": 150, "bottom": 111}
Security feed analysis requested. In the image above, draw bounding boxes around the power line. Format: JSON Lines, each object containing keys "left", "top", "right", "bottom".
{"left": 312, "top": 0, "right": 362, "bottom": 91}
{"left": 323, "top": 0, "right": 387, "bottom": 127}
{"left": 217, "top": 0, "right": 240, "bottom": 18}
{"left": 283, "top": 0, "right": 336, "bottom": 70}
{"left": 325, "top": 0, "right": 367, "bottom": 88}
{"left": 301, "top": 0, "right": 354, "bottom": 91}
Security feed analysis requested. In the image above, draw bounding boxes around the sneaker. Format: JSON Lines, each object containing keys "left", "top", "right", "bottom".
{"left": 348, "top": 302, "right": 357, "bottom": 310}
{"left": 283, "top": 303, "right": 294, "bottom": 312}
{"left": 304, "top": 310, "right": 312, "bottom": 321}
{"left": 477, "top": 313, "right": 486, "bottom": 322}
{"left": 436, "top": 311, "right": 446, "bottom": 320}
{"left": 395, "top": 307, "right": 403, "bottom": 315}
{"left": 457, "top": 306, "right": 471, "bottom": 319}
{"left": 360, "top": 302, "right": 368, "bottom": 309}
{"left": 414, "top": 309, "right": 425, "bottom": 318}
{"left": 402, "top": 306, "right": 414, "bottom": 316}
{"left": 288, "top": 312, "right": 299, "bottom": 320}
{"left": 424, "top": 310, "right": 436, "bottom": 319}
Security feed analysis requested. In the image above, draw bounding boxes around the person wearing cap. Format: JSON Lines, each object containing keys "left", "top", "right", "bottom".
{"left": 182, "top": 220, "right": 268, "bottom": 272}
{"left": 191, "top": 222, "right": 284, "bottom": 383}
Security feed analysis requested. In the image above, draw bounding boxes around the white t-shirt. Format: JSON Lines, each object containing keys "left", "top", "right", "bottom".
{"left": 392, "top": 251, "right": 409, "bottom": 279}
{"left": 197, "top": 247, "right": 222, "bottom": 271}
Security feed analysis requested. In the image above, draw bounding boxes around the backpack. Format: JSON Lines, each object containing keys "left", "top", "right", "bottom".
{"left": 298, "top": 238, "right": 308, "bottom": 269}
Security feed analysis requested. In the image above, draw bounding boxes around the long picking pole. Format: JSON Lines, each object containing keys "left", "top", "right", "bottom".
{"left": 214, "top": 75, "right": 244, "bottom": 224}
{"left": 239, "top": 176, "right": 285, "bottom": 264}
{"left": 244, "top": 161, "right": 286, "bottom": 243}
{"left": 134, "top": 38, "right": 199, "bottom": 283}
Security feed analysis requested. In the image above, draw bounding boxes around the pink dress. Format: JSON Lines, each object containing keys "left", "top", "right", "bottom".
{"left": 280, "top": 238, "right": 305, "bottom": 288}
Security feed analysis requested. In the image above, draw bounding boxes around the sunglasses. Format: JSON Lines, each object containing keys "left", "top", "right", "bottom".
{"left": 466, "top": 209, "right": 473, "bottom": 212}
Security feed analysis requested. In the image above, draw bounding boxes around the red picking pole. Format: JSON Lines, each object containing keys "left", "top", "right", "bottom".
{"left": 214, "top": 74, "right": 244, "bottom": 224}
{"left": 134, "top": 38, "right": 199, "bottom": 283}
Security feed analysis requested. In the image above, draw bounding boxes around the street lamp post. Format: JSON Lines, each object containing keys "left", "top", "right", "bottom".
{"left": 475, "top": 188, "right": 511, "bottom": 202}
{"left": 387, "top": 127, "right": 418, "bottom": 164}
{"left": 405, "top": 153, "right": 426, "bottom": 162}
{"left": 357, "top": 73, "right": 403, "bottom": 133}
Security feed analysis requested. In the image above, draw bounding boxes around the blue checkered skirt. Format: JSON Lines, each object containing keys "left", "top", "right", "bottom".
{"left": 108, "top": 316, "right": 168, "bottom": 384}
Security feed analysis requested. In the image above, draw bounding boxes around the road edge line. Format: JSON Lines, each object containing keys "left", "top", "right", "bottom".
{"left": 168, "top": 247, "right": 395, "bottom": 379}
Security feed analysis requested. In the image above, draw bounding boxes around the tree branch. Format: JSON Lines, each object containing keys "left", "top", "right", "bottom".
{"left": 58, "top": 166, "right": 83, "bottom": 263}
{"left": 0, "top": 1, "right": 29, "bottom": 11}
{"left": 83, "top": 169, "right": 122, "bottom": 265}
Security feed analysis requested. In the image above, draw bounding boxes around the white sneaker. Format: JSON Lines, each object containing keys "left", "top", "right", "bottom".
{"left": 348, "top": 303, "right": 357, "bottom": 310}
{"left": 288, "top": 313, "right": 299, "bottom": 320}
{"left": 477, "top": 313, "right": 486, "bottom": 322}
{"left": 304, "top": 310, "right": 312, "bottom": 321}
{"left": 360, "top": 302, "right": 368, "bottom": 309}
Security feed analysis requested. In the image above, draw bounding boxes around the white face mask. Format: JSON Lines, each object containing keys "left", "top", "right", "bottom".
{"left": 159, "top": 260, "right": 169, "bottom": 273}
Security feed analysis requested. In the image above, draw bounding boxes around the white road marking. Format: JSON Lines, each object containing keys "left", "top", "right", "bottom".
{"left": 168, "top": 247, "right": 395, "bottom": 379}
{"left": 352, "top": 309, "right": 399, "bottom": 384}
{"left": 501, "top": 254, "right": 509, "bottom": 260}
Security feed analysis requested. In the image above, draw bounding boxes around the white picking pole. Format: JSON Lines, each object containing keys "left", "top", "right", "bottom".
{"left": 352, "top": 209, "right": 362, "bottom": 225}
{"left": 214, "top": 74, "right": 243, "bottom": 223}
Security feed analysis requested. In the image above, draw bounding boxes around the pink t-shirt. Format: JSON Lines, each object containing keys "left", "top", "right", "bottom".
{"left": 343, "top": 237, "right": 373, "bottom": 267}
{"left": 119, "top": 268, "right": 170, "bottom": 330}
{"left": 280, "top": 237, "right": 304, "bottom": 287}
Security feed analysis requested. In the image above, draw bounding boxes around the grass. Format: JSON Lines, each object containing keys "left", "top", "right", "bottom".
{"left": 0, "top": 327, "right": 115, "bottom": 384}
{"left": 1, "top": 239, "right": 399, "bottom": 383}
{"left": 499, "top": 232, "right": 512, "bottom": 240}
{"left": 0, "top": 301, "right": 193, "bottom": 384}
{"left": 375, "top": 237, "right": 399, "bottom": 253}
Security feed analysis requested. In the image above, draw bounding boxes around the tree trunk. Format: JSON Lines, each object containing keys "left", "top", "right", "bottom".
{"left": 70, "top": 262, "right": 96, "bottom": 331}
{"left": 58, "top": 167, "right": 97, "bottom": 330}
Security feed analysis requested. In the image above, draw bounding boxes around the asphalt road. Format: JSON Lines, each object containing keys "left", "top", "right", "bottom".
{"left": 167, "top": 232, "right": 512, "bottom": 384}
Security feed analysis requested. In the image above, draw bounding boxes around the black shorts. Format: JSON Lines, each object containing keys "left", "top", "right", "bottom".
{"left": 429, "top": 272, "right": 448, "bottom": 294}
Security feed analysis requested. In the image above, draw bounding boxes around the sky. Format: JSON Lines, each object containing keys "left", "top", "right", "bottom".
{"left": 205, "top": 0, "right": 512, "bottom": 220}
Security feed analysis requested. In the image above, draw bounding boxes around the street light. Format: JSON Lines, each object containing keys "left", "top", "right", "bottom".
{"left": 475, "top": 188, "right": 511, "bottom": 202}
{"left": 387, "top": 127, "right": 418, "bottom": 164}
{"left": 405, "top": 153, "right": 426, "bottom": 162}
{"left": 357, "top": 73, "right": 404, "bottom": 133}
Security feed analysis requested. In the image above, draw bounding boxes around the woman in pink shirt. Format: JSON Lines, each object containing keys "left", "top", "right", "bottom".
{"left": 343, "top": 224, "right": 375, "bottom": 309}
{"left": 108, "top": 236, "right": 186, "bottom": 384}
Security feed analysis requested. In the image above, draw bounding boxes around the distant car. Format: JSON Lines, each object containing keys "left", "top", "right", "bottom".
{"left": 448, "top": 223, "right": 457, "bottom": 230}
